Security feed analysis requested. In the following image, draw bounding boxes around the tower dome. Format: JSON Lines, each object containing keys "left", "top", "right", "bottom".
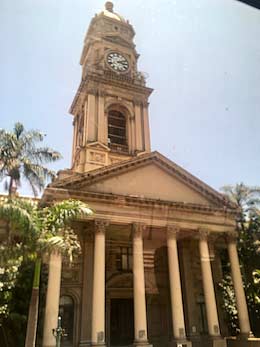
{"left": 99, "top": 2, "right": 126, "bottom": 22}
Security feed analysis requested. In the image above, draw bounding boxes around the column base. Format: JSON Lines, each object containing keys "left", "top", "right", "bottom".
{"left": 79, "top": 341, "right": 91, "bottom": 347}
{"left": 91, "top": 343, "right": 106, "bottom": 347}
{"left": 208, "top": 337, "right": 227, "bottom": 347}
{"left": 133, "top": 340, "right": 153, "bottom": 347}
{"left": 169, "top": 338, "right": 192, "bottom": 347}
{"left": 227, "top": 336, "right": 260, "bottom": 347}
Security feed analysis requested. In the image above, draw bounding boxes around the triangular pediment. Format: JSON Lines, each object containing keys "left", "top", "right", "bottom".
{"left": 51, "top": 152, "right": 234, "bottom": 208}
{"left": 86, "top": 141, "right": 110, "bottom": 151}
{"left": 83, "top": 163, "right": 215, "bottom": 205}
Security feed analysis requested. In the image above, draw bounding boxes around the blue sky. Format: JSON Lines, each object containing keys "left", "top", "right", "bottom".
{"left": 0, "top": 0, "right": 260, "bottom": 196}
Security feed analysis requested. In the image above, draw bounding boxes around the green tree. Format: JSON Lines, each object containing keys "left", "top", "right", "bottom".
{"left": 0, "top": 122, "right": 61, "bottom": 196}
{"left": 0, "top": 122, "right": 61, "bottom": 346}
{"left": 0, "top": 197, "right": 93, "bottom": 347}
{"left": 220, "top": 183, "right": 260, "bottom": 336}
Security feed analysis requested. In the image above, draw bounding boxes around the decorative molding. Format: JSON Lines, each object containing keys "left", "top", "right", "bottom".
{"left": 89, "top": 150, "right": 106, "bottom": 164}
{"left": 86, "top": 87, "right": 98, "bottom": 95}
{"left": 133, "top": 99, "right": 143, "bottom": 107}
{"left": 198, "top": 227, "right": 209, "bottom": 241}
{"left": 98, "top": 89, "right": 106, "bottom": 97}
{"left": 132, "top": 222, "right": 146, "bottom": 239}
{"left": 226, "top": 231, "right": 238, "bottom": 244}
{"left": 94, "top": 219, "right": 109, "bottom": 234}
{"left": 166, "top": 224, "right": 180, "bottom": 239}
{"left": 109, "top": 156, "right": 122, "bottom": 165}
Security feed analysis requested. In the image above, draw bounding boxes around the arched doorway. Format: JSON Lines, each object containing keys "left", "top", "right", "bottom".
{"left": 59, "top": 295, "right": 75, "bottom": 347}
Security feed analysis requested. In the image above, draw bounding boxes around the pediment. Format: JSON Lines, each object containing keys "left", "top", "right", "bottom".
{"left": 52, "top": 152, "right": 233, "bottom": 208}
{"left": 85, "top": 163, "right": 214, "bottom": 205}
{"left": 86, "top": 141, "right": 110, "bottom": 151}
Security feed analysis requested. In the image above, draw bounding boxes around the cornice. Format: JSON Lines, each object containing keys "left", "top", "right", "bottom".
{"left": 69, "top": 72, "right": 153, "bottom": 115}
{"left": 50, "top": 151, "right": 237, "bottom": 211}
{"left": 41, "top": 186, "right": 238, "bottom": 217}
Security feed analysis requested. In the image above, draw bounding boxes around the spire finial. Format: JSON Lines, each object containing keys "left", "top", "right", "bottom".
{"left": 105, "top": 2, "right": 114, "bottom": 12}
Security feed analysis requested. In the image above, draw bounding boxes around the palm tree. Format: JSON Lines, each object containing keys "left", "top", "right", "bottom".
{"left": 0, "top": 122, "right": 61, "bottom": 197}
{"left": 0, "top": 197, "right": 93, "bottom": 347}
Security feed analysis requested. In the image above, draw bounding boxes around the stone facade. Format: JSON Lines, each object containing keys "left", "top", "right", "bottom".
{"left": 40, "top": 3, "right": 258, "bottom": 347}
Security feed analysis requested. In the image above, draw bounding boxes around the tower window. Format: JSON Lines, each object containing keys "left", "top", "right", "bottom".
{"left": 108, "top": 110, "right": 127, "bottom": 147}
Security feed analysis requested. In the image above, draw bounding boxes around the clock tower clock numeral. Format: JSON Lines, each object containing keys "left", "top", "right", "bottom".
{"left": 106, "top": 52, "right": 129, "bottom": 72}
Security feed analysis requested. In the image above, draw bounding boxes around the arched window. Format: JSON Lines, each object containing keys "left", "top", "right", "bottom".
{"left": 108, "top": 110, "right": 127, "bottom": 149}
{"left": 59, "top": 295, "right": 74, "bottom": 346}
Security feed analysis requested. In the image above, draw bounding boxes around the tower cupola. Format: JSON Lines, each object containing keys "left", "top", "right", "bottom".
{"left": 70, "top": 3, "right": 153, "bottom": 173}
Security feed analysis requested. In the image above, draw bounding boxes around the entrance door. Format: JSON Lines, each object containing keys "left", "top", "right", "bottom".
{"left": 110, "top": 298, "right": 134, "bottom": 346}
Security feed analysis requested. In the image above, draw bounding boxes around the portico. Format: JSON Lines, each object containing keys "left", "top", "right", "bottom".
{"left": 41, "top": 214, "right": 250, "bottom": 347}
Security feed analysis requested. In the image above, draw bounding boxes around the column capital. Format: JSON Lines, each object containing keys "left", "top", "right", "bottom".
{"left": 132, "top": 222, "right": 146, "bottom": 239}
{"left": 226, "top": 231, "right": 238, "bottom": 244}
{"left": 166, "top": 224, "right": 180, "bottom": 239}
{"left": 198, "top": 227, "right": 209, "bottom": 241}
{"left": 98, "top": 89, "right": 106, "bottom": 97}
{"left": 133, "top": 98, "right": 144, "bottom": 107}
{"left": 94, "top": 219, "right": 109, "bottom": 234}
{"left": 87, "top": 87, "right": 98, "bottom": 96}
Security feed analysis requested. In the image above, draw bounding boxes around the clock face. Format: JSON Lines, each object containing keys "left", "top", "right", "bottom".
{"left": 107, "top": 52, "right": 129, "bottom": 72}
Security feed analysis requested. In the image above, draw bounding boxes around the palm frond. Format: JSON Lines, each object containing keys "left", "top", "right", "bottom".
{"left": 0, "top": 197, "right": 37, "bottom": 236}
{"left": 28, "top": 147, "right": 62, "bottom": 164}
{"left": 0, "top": 122, "right": 61, "bottom": 195}
{"left": 14, "top": 122, "right": 24, "bottom": 139}
{"left": 45, "top": 199, "right": 93, "bottom": 232}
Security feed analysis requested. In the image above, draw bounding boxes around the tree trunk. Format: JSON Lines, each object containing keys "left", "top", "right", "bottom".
{"left": 25, "top": 257, "right": 41, "bottom": 347}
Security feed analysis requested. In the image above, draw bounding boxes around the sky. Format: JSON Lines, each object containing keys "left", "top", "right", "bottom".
{"left": 0, "top": 0, "right": 260, "bottom": 196}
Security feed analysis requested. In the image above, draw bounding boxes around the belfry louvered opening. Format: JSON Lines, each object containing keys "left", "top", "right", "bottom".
{"left": 108, "top": 110, "right": 127, "bottom": 146}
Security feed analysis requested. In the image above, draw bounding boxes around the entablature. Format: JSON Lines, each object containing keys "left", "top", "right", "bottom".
{"left": 69, "top": 72, "right": 152, "bottom": 115}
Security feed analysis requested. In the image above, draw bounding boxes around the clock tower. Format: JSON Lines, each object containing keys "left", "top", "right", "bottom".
{"left": 70, "top": 2, "right": 153, "bottom": 173}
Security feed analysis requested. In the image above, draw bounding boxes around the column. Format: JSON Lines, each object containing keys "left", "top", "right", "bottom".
{"left": 227, "top": 232, "right": 251, "bottom": 337}
{"left": 97, "top": 92, "right": 105, "bottom": 143}
{"left": 83, "top": 101, "right": 88, "bottom": 145}
{"left": 167, "top": 225, "right": 190, "bottom": 345}
{"left": 91, "top": 220, "right": 108, "bottom": 347}
{"left": 42, "top": 252, "right": 62, "bottom": 347}
{"left": 87, "top": 93, "right": 97, "bottom": 142}
{"left": 143, "top": 103, "right": 151, "bottom": 152}
{"left": 71, "top": 117, "right": 77, "bottom": 163}
{"left": 130, "top": 116, "right": 136, "bottom": 154}
{"left": 132, "top": 223, "right": 151, "bottom": 347}
{"left": 198, "top": 229, "right": 221, "bottom": 337}
{"left": 79, "top": 230, "right": 94, "bottom": 347}
{"left": 134, "top": 102, "right": 143, "bottom": 151}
